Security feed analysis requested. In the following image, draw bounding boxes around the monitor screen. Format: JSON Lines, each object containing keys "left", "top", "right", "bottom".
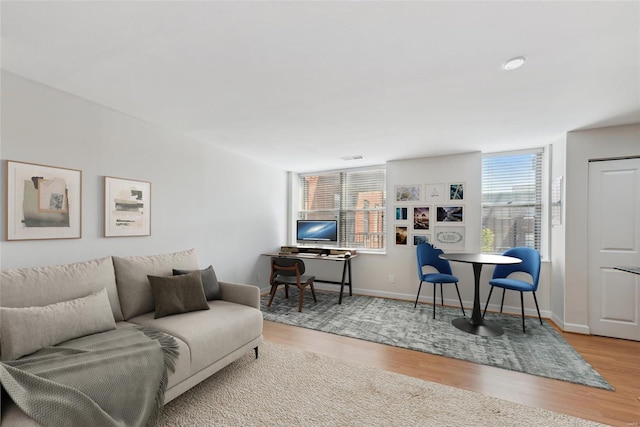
{"left": 296, "top": 220, "right": 338, "bottom": 242}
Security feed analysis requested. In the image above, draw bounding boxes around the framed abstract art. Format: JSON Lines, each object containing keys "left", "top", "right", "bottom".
{"left": 104, "top": 176, "right": 151, "bottom": 237}
{"left": 5, "top": 160, "right": 82, "bottom": 241}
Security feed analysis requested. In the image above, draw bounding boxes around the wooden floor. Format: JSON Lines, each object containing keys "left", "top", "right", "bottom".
{"left": 263, "top": 318, "right": 640, "bottom": 426}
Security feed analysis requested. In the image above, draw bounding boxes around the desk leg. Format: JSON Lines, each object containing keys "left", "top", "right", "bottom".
{"left": 347, "top": 259, "right": 353, "bottom": 296}
{"left": 339, "top": 259, "right": 349, "bottom": 304}
{"left": 451, "top": 262, "right": 504, "bottom": 337}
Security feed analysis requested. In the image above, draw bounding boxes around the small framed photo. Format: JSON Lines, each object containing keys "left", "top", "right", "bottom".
{"left": 413, "top": 234, "right": 431, "bottom": 245}
{"left": 425, "top": 183, "right": 446, "bottom": 202}
{"left": 5, "top": 160, "right": 82, "bottom": 241}
{"left": 413, "top": 206, "right": 430, "bottom": 230}
{"left": 395, "top": 226, "right": 408, "bottom": 245}
{"left": 434, "top": 226, "right": 465, "bottom": 251}
{"left": 395, "top": 207, "right": 408, "bottom": 221}
{"left": 449, "top": 183, "right": 464, "bottom": 200}
{"left": 104, "top": 176, "right": 151, "bottom": 237}
{"left": 436, "top": 206, "right": 464, "bottom": 223}
{"left": 395, "top": 185, "right": 421, "bottom": 202}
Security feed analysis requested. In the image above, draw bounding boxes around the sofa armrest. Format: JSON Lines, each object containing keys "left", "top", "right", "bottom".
{"left": 219, "top": 281, "right": 261, "bottom": 309}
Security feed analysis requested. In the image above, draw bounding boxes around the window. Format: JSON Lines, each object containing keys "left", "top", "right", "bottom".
{"left": 298, "top": 166, "right": 386, "bottom": 250}
{"left": 482, "top": 149, "right": 543, "bottom": 254}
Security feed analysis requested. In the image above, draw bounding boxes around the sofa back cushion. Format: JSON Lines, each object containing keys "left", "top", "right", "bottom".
{"left": 1, "top": 288, "right": 117, "bottom": 361}
{"left": 0, "top": 256, "right": 124, "bottom": 322}
{"left": 113, "top": 249, "right": 200, "bottom": 320}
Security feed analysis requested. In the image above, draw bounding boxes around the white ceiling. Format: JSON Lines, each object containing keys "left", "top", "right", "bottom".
{"left": 2, "top": 1, "right": 639, "bottom": 172}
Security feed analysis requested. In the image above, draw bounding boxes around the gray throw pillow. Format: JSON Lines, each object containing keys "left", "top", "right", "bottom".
{"left": 173, "top": 265, "right": 221, "bottom": 300}
{"left": 148, "top": 271, "right": 210, "bottom": 319}
{"left": 0, "top": 288, "right": 116, "bottom": 361}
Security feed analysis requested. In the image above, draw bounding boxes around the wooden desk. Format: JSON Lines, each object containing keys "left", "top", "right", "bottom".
{"left": 439, "top": 253, "right": 521, "bottom": 337}
{"left": 263, "top": 252, "right": 357, "bottom": 304}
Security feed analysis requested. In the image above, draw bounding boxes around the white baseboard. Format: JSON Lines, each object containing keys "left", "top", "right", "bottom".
{"left": 482, "top": 302, "right": 551, "bottom": 320}
{"left": 550, "top": 312, "right": 565, "bottom": 330}
{"left": 547, "top": 314, "right": 590, "bottom": 334}
{"left": 313, "top": 284, "right": 554, "bottom": 319}
{"left": 314, "top": 284, "right": 417, "bottom": 301}
{"left": 563, "top": 322, "right": 591, "bottom": 335}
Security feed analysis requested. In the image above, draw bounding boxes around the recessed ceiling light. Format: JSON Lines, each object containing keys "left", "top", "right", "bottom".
{"left": 501, "top": 56, "right": 527, "bottom": 71}
{"left": 340, "top": 155, "right": 364, "bottom": 161}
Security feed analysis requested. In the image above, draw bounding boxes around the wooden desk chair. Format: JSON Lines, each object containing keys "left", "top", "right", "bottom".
{"left": 268, "top": 257, "right": 317, "bottom": 312}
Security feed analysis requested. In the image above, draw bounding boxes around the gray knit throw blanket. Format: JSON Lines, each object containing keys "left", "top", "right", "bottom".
{"left": 0, "top": 326, "right": 178, "bottom": 427}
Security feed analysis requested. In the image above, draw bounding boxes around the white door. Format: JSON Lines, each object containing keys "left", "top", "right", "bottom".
{"left": 588, "top": 158, "right": 640, "bottom": 341}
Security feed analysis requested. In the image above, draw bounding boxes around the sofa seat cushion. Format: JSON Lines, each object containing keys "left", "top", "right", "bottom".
{"left": 114, "top": 322, "right": 191, "bottom": 390}
{"left": 128, "top": 300, "right": 263, "bottom": 374}
{"left": 165, "top": 335, "right": 191, "bottom": 390}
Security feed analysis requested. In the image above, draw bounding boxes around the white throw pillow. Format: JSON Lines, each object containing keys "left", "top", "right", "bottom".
{"left": 0, "top": 287, "right": 116, "bottom": 361}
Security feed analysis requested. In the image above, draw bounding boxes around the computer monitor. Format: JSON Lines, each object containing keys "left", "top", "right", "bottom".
{"left": 296, "top": 220, "right": 338, "bottom": 243}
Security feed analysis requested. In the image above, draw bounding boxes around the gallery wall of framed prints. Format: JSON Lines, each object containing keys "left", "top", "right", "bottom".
{"left": 394, "top": 182, "right": 466, "bottom": 251}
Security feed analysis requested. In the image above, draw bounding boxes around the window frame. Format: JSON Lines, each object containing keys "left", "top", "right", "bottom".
{"left": 295, "top": 165, "right": 386, "bottom": 252}
{"left": 481, "top": 148, "right": 548, "bottom": 258}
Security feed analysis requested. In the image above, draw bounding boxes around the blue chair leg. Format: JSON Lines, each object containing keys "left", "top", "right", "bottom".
{"left": 440, "top": 283, "right": 444, "bottom": 306}
{"left": 532, "top": 291, "right": 543, "bottom": 325}
{"left": 432, "top": 283, "right": 437, "bottom": 319}
{"left": 520, "top": 291, "right": 526, "bottom": 332}
{"left": 454, "top": 283, "right": 466, "bottom": 317}
{"left": 414, "top": 280, "right": 423, "bottom": 308}
{"left": 482, "top": 286, "right": 494, "bottom": 318}
{"left": 500, "top": 288, "right": 506, "bottom": 313}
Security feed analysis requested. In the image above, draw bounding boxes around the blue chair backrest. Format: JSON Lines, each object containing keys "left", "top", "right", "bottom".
{"left": 492, "top": 247, "right": 541, "bottom": 290}
{"left": 416, "top": 243, "right": 453, "bottom": 277}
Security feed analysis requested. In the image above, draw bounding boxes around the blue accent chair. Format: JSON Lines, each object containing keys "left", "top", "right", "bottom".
{"left": 414, "top": 243, "right": 465, "bottom": 319}
{"left": 482, "top": 247, "right": 542, "bottom": 332}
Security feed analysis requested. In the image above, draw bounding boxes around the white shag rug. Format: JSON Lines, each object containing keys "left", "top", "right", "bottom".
{"left": 158, "top": 341, "right": 603, "bottom": 427}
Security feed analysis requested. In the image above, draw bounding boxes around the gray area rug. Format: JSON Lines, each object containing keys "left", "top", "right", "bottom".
{"left": 261, "top": 290, "right": 613, "bottom": 390}
{"left": 158, "top": 341, "right": 602, "bottom": 426}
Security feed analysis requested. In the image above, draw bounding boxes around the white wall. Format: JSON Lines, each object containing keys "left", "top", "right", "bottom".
{"left": 0, "top": 71, "right": 288, "bottom": 286}
{"left": 564, "top": 123, "right": 640, "bottom": 333}
{"left": 550, "top": 137, "right": 567, "bottom": 328}
{"left": 1, "top": 70, "right": 559, "bottom": 319}
{"left": 381, "top": 153, "right": 482, "bottom": 306}
{"left": 280, "top": 152, "right": 553, "bottom": 317}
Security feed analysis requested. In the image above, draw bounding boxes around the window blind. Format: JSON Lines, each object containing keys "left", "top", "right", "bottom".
{"left": 482, "top": 149, "right": 543, "bottom": 253}
{"left": 299, "top": 166, "right": 386, "bottom": 250}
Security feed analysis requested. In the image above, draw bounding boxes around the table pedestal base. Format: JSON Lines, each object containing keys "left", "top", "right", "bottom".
{"left": 452, "top": 317, "right": 504, "bottom": 337}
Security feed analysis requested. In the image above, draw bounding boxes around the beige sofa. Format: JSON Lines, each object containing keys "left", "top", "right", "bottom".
{"left": 0, "top": 249, "right": 264, "bottom": 426}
